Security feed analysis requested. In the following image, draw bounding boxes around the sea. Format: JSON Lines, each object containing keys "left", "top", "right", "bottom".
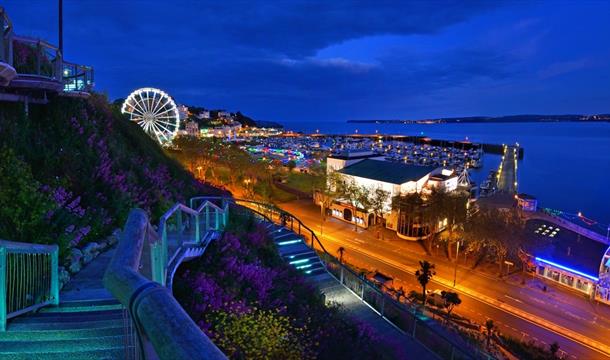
{"left": 284, "top": 121, "right": 610, "bottom": 226}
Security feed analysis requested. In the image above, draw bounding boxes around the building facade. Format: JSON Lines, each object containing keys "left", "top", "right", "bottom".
{"left": 325, "top": 152, "right": 459, "bottom": 239}
{"left": 525, "top": 219, "right": 610, "bottom": 305}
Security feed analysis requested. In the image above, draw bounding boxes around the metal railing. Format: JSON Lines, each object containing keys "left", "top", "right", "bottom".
{"left": 0, "top": 6, "right": 94, "bottom": 93}
{"left": 0, "top": 240, "right": 59, "bottom": 331}
{"left": 104, "top": 209, "right": 226, "bottom": 360}
{"left": 154, "top": 199, "right": 228, "bottom": 286}
{"left": 230, "top": 198, "right": 494, "bottom": 360}
{"left": 63, "top": 61, "right": 94, "bottom": 92}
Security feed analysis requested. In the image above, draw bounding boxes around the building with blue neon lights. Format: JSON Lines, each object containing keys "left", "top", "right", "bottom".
{"left": 524, "top": 219, "right": 610, "bottom": 304}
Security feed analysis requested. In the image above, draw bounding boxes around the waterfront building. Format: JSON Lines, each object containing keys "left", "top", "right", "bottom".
{"left": 325, "top": 151, "right": 460, "bottom": 239}
{"left": 326, "top": 151, "right": 385, "bottom": 172}
{"left": 196, "top": 110, "right": 211, "bottom": 119}
{"left": 177, "top": 104, "right": 189, "bottom": 121}
{"left": 199, "top": 121, "right": 242, "bottom": 139}
{"left": 524, "top": 219, "right": 610, "bottom": 304}
{"left": 516, "top": 193, "right": 538, "bottom": 211}
{"left": 185, "top": 120, "right": 199, "bottom": 137}
{"left": 218, "top": 110, "right": 231, "bottom": 118}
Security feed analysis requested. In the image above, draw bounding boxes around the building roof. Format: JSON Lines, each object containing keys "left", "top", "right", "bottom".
{"left": 429, "top": 173, "right": 456, "bottom": 181}
{"left": 525, "top": 219, "right": 609, "bottom": 278}
{"left": 338, "top": 159, "right": 436, "bottom": 185}
{"left": 328, "top": 151, "right": 383, "bottom": 160}
{"left": 517, "top": 193, "right": 537, "bottom": 200}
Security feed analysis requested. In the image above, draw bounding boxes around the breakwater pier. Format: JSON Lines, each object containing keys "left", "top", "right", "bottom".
{"left": 306, "top": 133, "right": 524, "bottom": 159}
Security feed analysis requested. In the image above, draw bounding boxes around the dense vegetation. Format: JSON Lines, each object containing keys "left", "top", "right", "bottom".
{"left": 175, "top": 211, "right": 389, "bottom": 360}
{"left": 0, "top": 94, "right": 222, "bottom": 256}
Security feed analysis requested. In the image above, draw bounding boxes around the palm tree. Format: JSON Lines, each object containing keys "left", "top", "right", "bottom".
{"left": 485, "top": 319, "right": 495, "bottom": 348}
{"left": 415, "top": 260, "right": 435, "bottom": 306}
{"left": 337, "top": 246, "right": 345, "bottom": 264}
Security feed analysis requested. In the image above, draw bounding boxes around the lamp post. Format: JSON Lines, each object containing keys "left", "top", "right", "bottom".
{"left": 453, "top": 240, "right": 461, "bottom": 287}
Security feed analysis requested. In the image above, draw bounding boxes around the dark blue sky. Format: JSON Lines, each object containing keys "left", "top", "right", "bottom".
{"left": 5, "top": 1, "right": 610, "bottom": 123}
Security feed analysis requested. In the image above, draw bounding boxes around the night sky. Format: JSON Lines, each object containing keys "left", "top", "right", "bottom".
{"left": 5, "top": 1, "right": 610, "bottom": 123}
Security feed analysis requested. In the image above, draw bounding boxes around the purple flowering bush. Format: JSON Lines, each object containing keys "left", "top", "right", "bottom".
{"left": 0, "top": 95, "right": 224, "bottom": 257}
{"left": 175, "top": 212, "right": 386, "bottom": 359}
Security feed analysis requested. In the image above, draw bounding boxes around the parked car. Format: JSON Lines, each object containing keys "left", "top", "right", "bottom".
{"left": 426, "top": 289, "right": 445, "bottom": 307}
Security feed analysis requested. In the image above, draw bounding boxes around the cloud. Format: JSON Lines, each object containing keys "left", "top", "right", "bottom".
{"left": 538, "top": 58, "right": 596, "bottom": 79}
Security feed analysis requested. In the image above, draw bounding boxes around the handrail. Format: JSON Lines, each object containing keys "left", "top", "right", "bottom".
{"left": 0, "top": 240, "right": 59, "bottom": 331}
{"left": 104, "top": 209, "right": 226, "bottom": 360}
{"left": 154, "top": 200, "right": 227, "bottom": 286}
{"left": 233, "top": 198, "right": 332, "bottom": 254}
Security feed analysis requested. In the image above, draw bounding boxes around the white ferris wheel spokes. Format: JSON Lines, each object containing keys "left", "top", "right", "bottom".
{"left": 121, "top": 87, "right": 180, "bottom": 145}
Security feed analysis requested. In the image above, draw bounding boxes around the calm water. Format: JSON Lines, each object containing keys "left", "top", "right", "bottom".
{"left": 284, "top": 121, "right": 610, "bottom": 225}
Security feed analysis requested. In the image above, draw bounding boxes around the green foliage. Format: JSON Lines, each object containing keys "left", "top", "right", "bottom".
{"left": 0, "top": 148, "right": 58, "bottom": 246}
{"left": 0, "top": 95, "right": 220, "bottom": 256}
{"left": 501, "top": 335, "right": 560, "bottom": 360}
{"left": 206, "top": 308, "right": 313, "bottom": 360}
{"left": 440, "top": 291, "right": 461, "bottom": 318}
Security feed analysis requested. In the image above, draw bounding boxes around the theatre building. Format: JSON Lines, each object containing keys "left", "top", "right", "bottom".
{"left": 524, "top": 219, "right": 610, "bottom": 304}
{"left": 324, "top": 151, "right": 459, "bottom": 240}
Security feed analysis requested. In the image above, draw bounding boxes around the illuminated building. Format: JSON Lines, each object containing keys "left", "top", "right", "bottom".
{"left": 325, "top": 152, "right": 459, "bottom": 238}
{"left": 524, "top": 219, "right": 610, "bottom": 304}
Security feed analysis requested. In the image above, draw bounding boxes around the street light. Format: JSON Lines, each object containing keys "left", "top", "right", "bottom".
{"left": 453, "top": 240, "right": 461, "bottom": 287}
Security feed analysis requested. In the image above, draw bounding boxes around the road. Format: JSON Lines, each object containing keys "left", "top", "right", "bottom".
{"left": 279, "top": 199, "right": 610, "bottom": 360}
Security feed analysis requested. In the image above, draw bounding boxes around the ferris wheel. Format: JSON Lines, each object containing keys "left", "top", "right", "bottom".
{"left": 121, "top": 87, "right": 180, "bottom": 145}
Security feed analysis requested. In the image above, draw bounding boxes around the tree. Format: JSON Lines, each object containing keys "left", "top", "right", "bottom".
{"left": 549, "top": 342, "right": 561, "bottom": 360}
{"left": 337, "top": 179, "right": 364, "bottom": 232}
{"left": 462, "top": 208, "right": 526, "bottom": 273}
{"left": 440, "top": 291, "right": 461, "bottom": 321}
{"left": 368, "top": 187, "right": 390, "bottom": 228}
{"left": 337, "top": 246, "right": 346, "bottom": 263}
{"left": 286, "top": 160, "right": 297, "bottom": 172}
{"left": 415, "top": 260, "right": 435, "bottom": 306}
{"left": 485, "top": 319, "right": 495, "bottom": 348}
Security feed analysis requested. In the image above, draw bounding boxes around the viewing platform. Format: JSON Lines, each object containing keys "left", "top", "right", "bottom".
{"left": 0, "top": 7, "right": 94, "bottom": 104}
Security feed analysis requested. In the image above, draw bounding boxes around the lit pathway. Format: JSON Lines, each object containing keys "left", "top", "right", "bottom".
{"left": 496, "top": 145, "right": 518, "bottom": 194}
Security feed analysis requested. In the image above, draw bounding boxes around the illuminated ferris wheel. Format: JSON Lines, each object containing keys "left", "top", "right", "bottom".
{"left": 121, "top": 87, "right": 180, "bottom": 145}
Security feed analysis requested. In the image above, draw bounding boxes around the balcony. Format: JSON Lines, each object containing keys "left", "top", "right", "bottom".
{"left": 0, "top": 7, "right": 94, "bottom": 100}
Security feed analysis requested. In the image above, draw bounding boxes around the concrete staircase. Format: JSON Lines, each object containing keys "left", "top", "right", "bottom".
{"left": 0, "top": 248, "right": 129, "bottom": 360}
{"left": 264, "top": 223, "right": 327, "bottom": 277}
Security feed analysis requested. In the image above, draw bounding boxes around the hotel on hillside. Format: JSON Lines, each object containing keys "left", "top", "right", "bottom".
{"left": 322, "top": 151, "right": 461, "bottom": 240}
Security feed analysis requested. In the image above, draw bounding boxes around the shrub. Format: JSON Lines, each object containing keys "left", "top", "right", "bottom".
{"left": 175, "top": 213, "right": 386, "bottom": 359}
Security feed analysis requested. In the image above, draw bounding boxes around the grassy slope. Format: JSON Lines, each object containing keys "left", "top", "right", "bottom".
{"left": 0, "top": 94, "right": 223, "bottom": 255}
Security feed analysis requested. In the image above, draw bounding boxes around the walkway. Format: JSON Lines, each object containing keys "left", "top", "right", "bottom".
{"left": 496, "top": 145, "right": 518, "bottom": 194}
{"left": 0, "top": 247, "right": 128, "bottom": 359}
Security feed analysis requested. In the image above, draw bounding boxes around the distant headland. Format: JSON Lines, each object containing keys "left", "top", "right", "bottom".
{"left": 348, "top": 114, "right": 610, "bottom": 124}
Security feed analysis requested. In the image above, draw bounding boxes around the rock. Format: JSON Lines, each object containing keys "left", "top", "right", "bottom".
{"left": 82, "top": 242, "right": 100, "bottom": 264}
{"left": 108, "top": 229, "right": 121, "bottom": 246}
{"left": 69, "top": 248, "right": 83, "bottom": 274}
{"left": 58, "top": 266, "right": 71, "bottom": 289}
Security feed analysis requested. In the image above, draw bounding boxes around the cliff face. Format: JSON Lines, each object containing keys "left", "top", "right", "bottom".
{"left": 0, "top": 94, "right": 222, "bottom": 255}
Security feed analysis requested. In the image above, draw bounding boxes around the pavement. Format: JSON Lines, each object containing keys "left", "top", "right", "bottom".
{"left": 279, "top": 199, "right": 610, "bottom": 360}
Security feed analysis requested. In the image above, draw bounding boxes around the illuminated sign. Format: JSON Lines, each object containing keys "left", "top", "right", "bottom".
{"left": 535, "top": 257, "right": 599, "bottom": 281}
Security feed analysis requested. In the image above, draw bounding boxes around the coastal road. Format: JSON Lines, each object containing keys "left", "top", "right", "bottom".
{"left": 279, "top": 200, "right": 610, "bottom": 359}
